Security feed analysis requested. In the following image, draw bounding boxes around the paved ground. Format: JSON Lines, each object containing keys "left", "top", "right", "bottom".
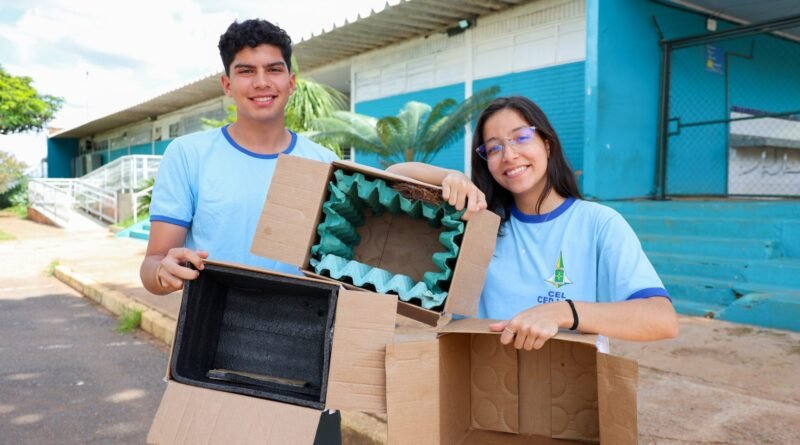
{"left": 0, "top": 214, "right": 168, "bottom": 445}
{"left": 2, "top": 212, "right": 799, "bottom": 444}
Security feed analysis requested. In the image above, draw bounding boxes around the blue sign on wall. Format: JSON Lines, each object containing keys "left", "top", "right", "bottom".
{"left": 706, "top": 44, "right": 724, "bottom": 74}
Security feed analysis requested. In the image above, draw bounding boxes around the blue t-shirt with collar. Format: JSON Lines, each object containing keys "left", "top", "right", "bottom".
{"left": 149, "top": 125, "right": 338, "bottom": 274}
{"left": 478, "top": 197, "right": 669, "bottom": 320}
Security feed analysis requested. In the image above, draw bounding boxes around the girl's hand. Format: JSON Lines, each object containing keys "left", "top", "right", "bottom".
{"left": 442, "top": 172, "right": 487, "bottom": 221}
{"left": 488, "top": 301, "right": 572, "bottom": 350}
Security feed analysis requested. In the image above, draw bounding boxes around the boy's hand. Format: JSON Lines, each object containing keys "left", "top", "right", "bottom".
{"left": 156, "top": 248, "right": 209, "bottom": 291}
{"left": 441, "top": 172, "right": 487, "bottom": 221}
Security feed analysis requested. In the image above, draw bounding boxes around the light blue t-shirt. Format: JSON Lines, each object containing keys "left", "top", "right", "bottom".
{"left": 478, "top": 198, "right": 669, "bottom": 320}
{"left": 150, "top": 125, "right": 338, "bottom": 274}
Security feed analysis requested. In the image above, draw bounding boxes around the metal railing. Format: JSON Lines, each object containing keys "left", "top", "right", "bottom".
{"left": 81, "top": 155, "right": 161, "bottom": 192}
{"left": 71, "top": 180, "right": 118, "bottom": 224}
{"left": 131, "top": 185, "right": 153, "bottom": 224}
{"left": 27, "top": 179, "right": 75, "bottom": 225}
{"left": 27, "top": 154, "right": 158, "bottom": 225}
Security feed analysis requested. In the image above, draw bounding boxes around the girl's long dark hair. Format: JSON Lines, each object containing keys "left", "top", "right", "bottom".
{"left": 471, "top": 96, "right": 583, "bottom": 224}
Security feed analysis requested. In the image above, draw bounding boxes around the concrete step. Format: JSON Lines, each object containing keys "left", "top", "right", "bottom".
{"left": 129, "top": 229, "right": 150, "bottom": 241}
{"left": 671, "top": 298, "right": 725, "bottom": 318}
{"left": 716, "top": 293, "right": 800, "bottom": 332}
{"left": 640, "top": 235, "right": 781, "bottom": 260}
{"left": 650, "top": 254, "right": 800, "bottom": 288}
{"left": 625, "top": 215, "right": 783, "bottom": 240}
{"left": 662, "top": 275, "right": 740, "bottom": 306}
{"left": 662, "top": 274, "right": 800, "bottom": 306}
{"left": 606, "top": 200, "right": 800, "bottom": 220}
{"left": 115, "top": 220, "right": 150, "bottom": 241}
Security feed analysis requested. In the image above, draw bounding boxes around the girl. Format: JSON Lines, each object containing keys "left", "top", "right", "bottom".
{"left": 388, "top": 96, "right": 678, "bottom": 350}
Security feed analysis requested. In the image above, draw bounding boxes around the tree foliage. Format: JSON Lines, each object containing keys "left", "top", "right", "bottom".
{"left": 0, "top": 150, "right": 28, "bottom": 208}
{"left": 0, "top": 150, "right": 27, "bottom": 194}
{"left": 308, "top": 86, "right": 500, "bottom": 167}
{"left": 0, "top": 66, "right": 63, "bottom": 134}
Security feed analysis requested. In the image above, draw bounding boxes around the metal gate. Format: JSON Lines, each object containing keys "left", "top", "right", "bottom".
{"left": 656, "top": 14, "right": 800, "bottom": 198}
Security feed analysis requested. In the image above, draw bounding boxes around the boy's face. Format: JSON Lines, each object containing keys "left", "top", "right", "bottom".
{"left": 220, "top": 44, "right": 295, "bottom": 125}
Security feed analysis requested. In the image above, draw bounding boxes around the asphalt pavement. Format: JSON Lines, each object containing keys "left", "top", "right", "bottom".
{"left": 0, "top": 214, "right": 168, "bottom": 445}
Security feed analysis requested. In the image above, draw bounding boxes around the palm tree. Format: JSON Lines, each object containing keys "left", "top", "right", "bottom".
{"left": 308, "top": 86, "right": 499, "bottom": 167}
{"left": 203, "top": 57, "right": 349, "bottom": 157}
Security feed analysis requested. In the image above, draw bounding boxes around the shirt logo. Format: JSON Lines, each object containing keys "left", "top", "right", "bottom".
{"left": 545, "top": 251, "right": 572, "bottom": 288}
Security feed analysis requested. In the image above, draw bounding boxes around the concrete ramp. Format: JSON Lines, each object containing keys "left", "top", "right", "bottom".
{"left": 29, "top": 205, "right": 108, "bottom": 233}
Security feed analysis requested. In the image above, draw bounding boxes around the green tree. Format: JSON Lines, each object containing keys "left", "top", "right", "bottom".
{"left": 0, "top": 66, "right": 63, "bottom": 134}
{"left": 308, "top": 86, "right": 499, "bottom": 167}
{"left": 202, "top": 57, "right": 348, "bottom": 157}
{"left": 0, "top": 150, "right": 28, "bottom": 208}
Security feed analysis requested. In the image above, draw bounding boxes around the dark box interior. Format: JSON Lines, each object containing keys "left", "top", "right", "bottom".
{"left": 170, "top": 263, "right": 339, "bottom": 410}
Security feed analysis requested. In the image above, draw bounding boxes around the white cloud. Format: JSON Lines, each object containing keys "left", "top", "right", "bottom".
{"left": 0, "top": 0, "right": 389, "bottom": 169}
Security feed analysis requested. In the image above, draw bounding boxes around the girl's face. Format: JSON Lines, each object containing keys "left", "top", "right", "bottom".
{"left": 482, "top": 108, "right": 550, "bottom": 205}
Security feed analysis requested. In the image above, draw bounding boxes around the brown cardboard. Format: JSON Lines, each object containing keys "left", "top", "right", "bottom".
{"left": 354, "top": 210, "right": 440, "bottom": 281}
{"left": 470, "top": 334, "right": 519, "bottom": 433}
{"left": 385, "top": 340, "right": 439, "bottom": 444}
{"left": 385, "top": 319, "right": 638, "bottom": 444}
{"left": 251, "top": 155, "right": 500, "bottom": 325}
{"left": 250, "top": 156, "right": 332, "bottom": 268}
{"left": 148, "top": 260, "right": 397, "bottom": 445}
{"left": 326, "top": 288, "right": 396, "bottom": 413}
{"left": 147, "top": 381, "right": 320, "bottom": 445}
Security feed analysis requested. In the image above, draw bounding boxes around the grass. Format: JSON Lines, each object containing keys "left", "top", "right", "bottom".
{"left": 8, "top": 204, "right": 27, "bottom": 218}
{"left": 111, "top": 213, "right": 149, "bottom": 231}
{"left": 0, "top": 229, "right": 15, "bottom": 241}
{"left": 45, "top": 260, "right": 60, "bottom": 277}
{"left": 116, "top": 307, "right": 143, "bottom": 333}
{"left": 0, "top": 204, "right": 27, "bottom": 219}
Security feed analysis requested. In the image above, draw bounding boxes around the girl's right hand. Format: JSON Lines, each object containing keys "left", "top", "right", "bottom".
{"left": 442, "top": 172, "right": 487, "bottom": 220}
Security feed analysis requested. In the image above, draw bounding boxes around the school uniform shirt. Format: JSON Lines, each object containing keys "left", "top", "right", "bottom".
{"left": 149, "top": 125, "right": 338, "bottom": 274}
{"left": 478, "top": 197, "right": 670, "bottom": 321}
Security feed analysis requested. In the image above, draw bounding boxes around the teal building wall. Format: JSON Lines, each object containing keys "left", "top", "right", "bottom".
{"left": 46, "top": 138, "right": 78, "bottom": 178}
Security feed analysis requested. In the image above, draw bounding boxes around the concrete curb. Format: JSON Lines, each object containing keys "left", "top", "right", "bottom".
{"left": 54, "top": 264, "right": 388, "bottom": 444}
{"left": 55, "top": 265, "right": 176, "bottom": 345}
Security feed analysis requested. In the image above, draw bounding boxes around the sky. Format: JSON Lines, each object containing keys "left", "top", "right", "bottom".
{"left": 0, "top": 0, "right": 390, "bottom": 172}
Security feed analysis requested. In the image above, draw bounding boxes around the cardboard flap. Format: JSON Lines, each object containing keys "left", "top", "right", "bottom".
{"left": 204, "top": 259, "right": 334, "bottom": 286}
{"left": 333, "top": 160, "right": 442, "bottom": 191}
{"left": 250, "top": 155, "right": 332, "bottom": 267}
{"left": 326, "top": 288, "right": 397, "bottom": 413}
{"left": 438, "top": 318, "right": 599, "bottom": 346}
{"left": 597, "top": 353, "right": 639, "bottom": 445}
{"left": 385, "top": 340, "right": 440, "bottom": 445}
{"left": 445, "top": 210, "right": 500, "bottom": 317}
{"left": 147, "top": 381, "right": 320, "bottom": 445}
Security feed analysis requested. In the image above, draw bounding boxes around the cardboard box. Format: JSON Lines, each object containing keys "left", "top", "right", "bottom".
{"left": 148, "top": 261, "right": 397, "bottom": 444}
{"left": 385, "top": 319, "right": 639, "bottom": 444}
{"left": 251, "top": 155, "right": 500, "bottom": 326}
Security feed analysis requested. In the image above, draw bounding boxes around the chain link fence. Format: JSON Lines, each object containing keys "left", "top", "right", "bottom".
{"left": 658, "top": 16, "right": 800, "bottom": 198}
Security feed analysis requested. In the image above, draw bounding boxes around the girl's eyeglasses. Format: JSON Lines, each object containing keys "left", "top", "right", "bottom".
{"left": 476, "top": 126, "right": 537, "bottom": 161}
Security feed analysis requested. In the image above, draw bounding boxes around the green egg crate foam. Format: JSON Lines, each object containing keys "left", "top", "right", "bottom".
{"left": 310, "top": 169, "right": 464, "bottom": 309}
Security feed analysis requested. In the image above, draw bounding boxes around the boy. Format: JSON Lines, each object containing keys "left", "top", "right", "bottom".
{"left": 139, "top": 19, "right": 341, "bottom": 444}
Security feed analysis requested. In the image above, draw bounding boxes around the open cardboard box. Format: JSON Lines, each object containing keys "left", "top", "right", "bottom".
{"left": 385, "top": 319, "right": 639, "bottom": 445}
{"left": 250, "top": 155, "right": 500, "bottom": 326}
{"left": 147, "top": 260, "right": 397, "bottom": 444}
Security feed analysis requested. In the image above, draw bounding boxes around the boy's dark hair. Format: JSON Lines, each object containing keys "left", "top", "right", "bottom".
{"left": 471, "top": 96, "right": 583, "bottom": 224}
{"left": 218, "top": 19, "right": 293, "bottom": 75}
